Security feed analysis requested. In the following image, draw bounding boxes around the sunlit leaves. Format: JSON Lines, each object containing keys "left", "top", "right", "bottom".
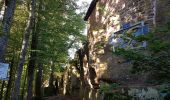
{"left": 36, "top": 0, "right": 85, "bottom": 68}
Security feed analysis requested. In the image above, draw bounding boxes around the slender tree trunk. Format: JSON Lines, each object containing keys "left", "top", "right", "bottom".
{"left": 0, "top": 81, "right": 5, "bottom": 100}
{"left": 78, "top": 49, "right": 85, "bottom": 86}
{"left": 4, "top": 53, "right": 15, "bottom": 100}
{"left": 35, "top": 63, "right": 43, "bottom": 98}
{"left": 49, "top": 63, "right": 55, "bottom": 95}
{"left": 11, "top": 0, "right": 35, "bottom": 99}
{"left": 0, "top": 0, "right": 16, "bottom": 62}
{"left": 34, "top": 1, "right": 42, "bottom": 98}
{"left": 27, "top": 14, "right": 37, "bottom": 100}
{"left": 0, "top": 36, "right": 7, "bottom": 62}
{"left": 49, "top": 68, "right": 54, "bottom": 88}
{"left": 0, "top": 2, "right": 15, "bottom": 95}
{"left": 21, "top": 68, "right": 28, "bottom": 100}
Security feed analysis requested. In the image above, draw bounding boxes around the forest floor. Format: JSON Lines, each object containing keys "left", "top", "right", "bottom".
{"left": 43, "top": 96, "right": 80, "bottom": 100}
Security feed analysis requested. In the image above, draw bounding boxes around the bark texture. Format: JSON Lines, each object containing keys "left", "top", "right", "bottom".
{"left": 35, "top": 63, "right": 43, "bottom": 97}
{"left": 11, "top": 0, "right": 35, "bottom": 99}
{"left": 27, "top": 8, "right": 37, "bottom": 100}
{"left": 4, "top": 54, "right": 15, "bottom": 100}
{"left": 77, "top": 49, "right": 85, "bottom": 86}
{"left": 0, "top": 0, "right": 16, "bottom": 62}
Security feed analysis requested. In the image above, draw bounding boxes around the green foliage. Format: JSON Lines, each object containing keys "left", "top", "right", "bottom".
{"left": 159, "top": 85, "right": 170, "bottom": 100}
{"left": 99, "top": 83, "right": 120, "bottom": 93}
{"left": 0, "top": 0, "right": 86, "bottom": 99}
{"left": 103, "top": 92, "right": 131, "bottom": 100}
{"left": 113, "top": 22, "right": 170, "bottom": 83}
{"left": 148, "top": 40, "right": 170, "bottom": 53}
{"left": 159, "top": 85, "right": 170, "bottom": 93}
{"left": 36, "top": 0, "right": 86, "bottom": 70}
{"left": 99, "top": 83, "right": 110, "bottom": 93}
{"left": 99, "top": 83, "right": 131, "bottom": 100}
{"left": 134, "top": 32, "right": 154, "bottom": 42}
{"left": 115, "top": 49, "right": 144, "bottom": 61}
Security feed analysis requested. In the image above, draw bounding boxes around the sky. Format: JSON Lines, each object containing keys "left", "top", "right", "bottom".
{"left": 68, "top": 0, "right": 92, "bottom": 59}
{"left": 77, "top": 0, "right": 92, "bottom": 6}
{"left": 76, "top": 0, "right": 92, "bottom": 35}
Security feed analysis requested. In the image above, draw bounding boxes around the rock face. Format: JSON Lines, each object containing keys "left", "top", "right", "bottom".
{"left": 82, "top": 0, "right": 170, "bottom": 88}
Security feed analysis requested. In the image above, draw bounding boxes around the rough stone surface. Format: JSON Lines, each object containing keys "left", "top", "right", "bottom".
{"left": 84, "top": 0, "right": 170, "bottom": 87}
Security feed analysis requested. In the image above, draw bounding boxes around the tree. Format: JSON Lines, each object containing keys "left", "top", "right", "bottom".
{"left": 26, "top": 7, "right": 37, "bottom": 100}
{"left": 32, "top": 0, "right": 85, "bottom": 97}
{"left": 11, "top": 0, "right": 36, "bottom": 99}
{"left": 0, "top": 0, "right": 86, "bottom": 99}
{"left": 0, "top": 0, "right": 16, "bottom": 61}
{"left": 4, "top": 2, "right": 29, "bottom": 99}
{"left": 0, "top": 0, "right": 16, "bottom": 99}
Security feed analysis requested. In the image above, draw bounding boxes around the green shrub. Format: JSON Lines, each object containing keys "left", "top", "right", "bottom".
{"left": 113, "top": 22, "right": 170, "bottom": 83}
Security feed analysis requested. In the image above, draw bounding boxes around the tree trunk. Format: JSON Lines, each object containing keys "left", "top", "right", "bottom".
{"left": 11, "top": 0, "right": 35, "bottom": 99}
{"left": 35, "top": 63, "right": 43, "bottom": 98}
{"left": 48, "top": 63, "right": 55, "bottom": 95}
{"left": 26, "top": 11, "right": 37, "bottom": 100}
{"left": 0, "top": 36, "right": 7, "bottom": 62}
{"left": 78, "top": 49, "right": 85, "bottom": 86}
{"left": 0, "top": 0, "right": 16, "bottom": 62}
{"left": 4, "top": 53, "right": 15, "bottom": 100}
{"left": 34, "top": 1, "right": 42, "bottom": 98}
{"left": 21, "top": 68, "right": 28, "bottom": 100}
{"left": 49, "top": 68, "right": 54, "bottom": 88}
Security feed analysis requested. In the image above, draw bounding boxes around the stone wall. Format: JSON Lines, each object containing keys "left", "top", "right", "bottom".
{"left": 156, "top": 0, "right": 170, "bottom": 27}
{"left": 85, "top": 0, "right": 170, "bottom": 87}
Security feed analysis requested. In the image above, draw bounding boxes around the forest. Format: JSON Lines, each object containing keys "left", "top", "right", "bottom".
{"left": 0, "top": 0, "right": 86, "bottom": 100}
